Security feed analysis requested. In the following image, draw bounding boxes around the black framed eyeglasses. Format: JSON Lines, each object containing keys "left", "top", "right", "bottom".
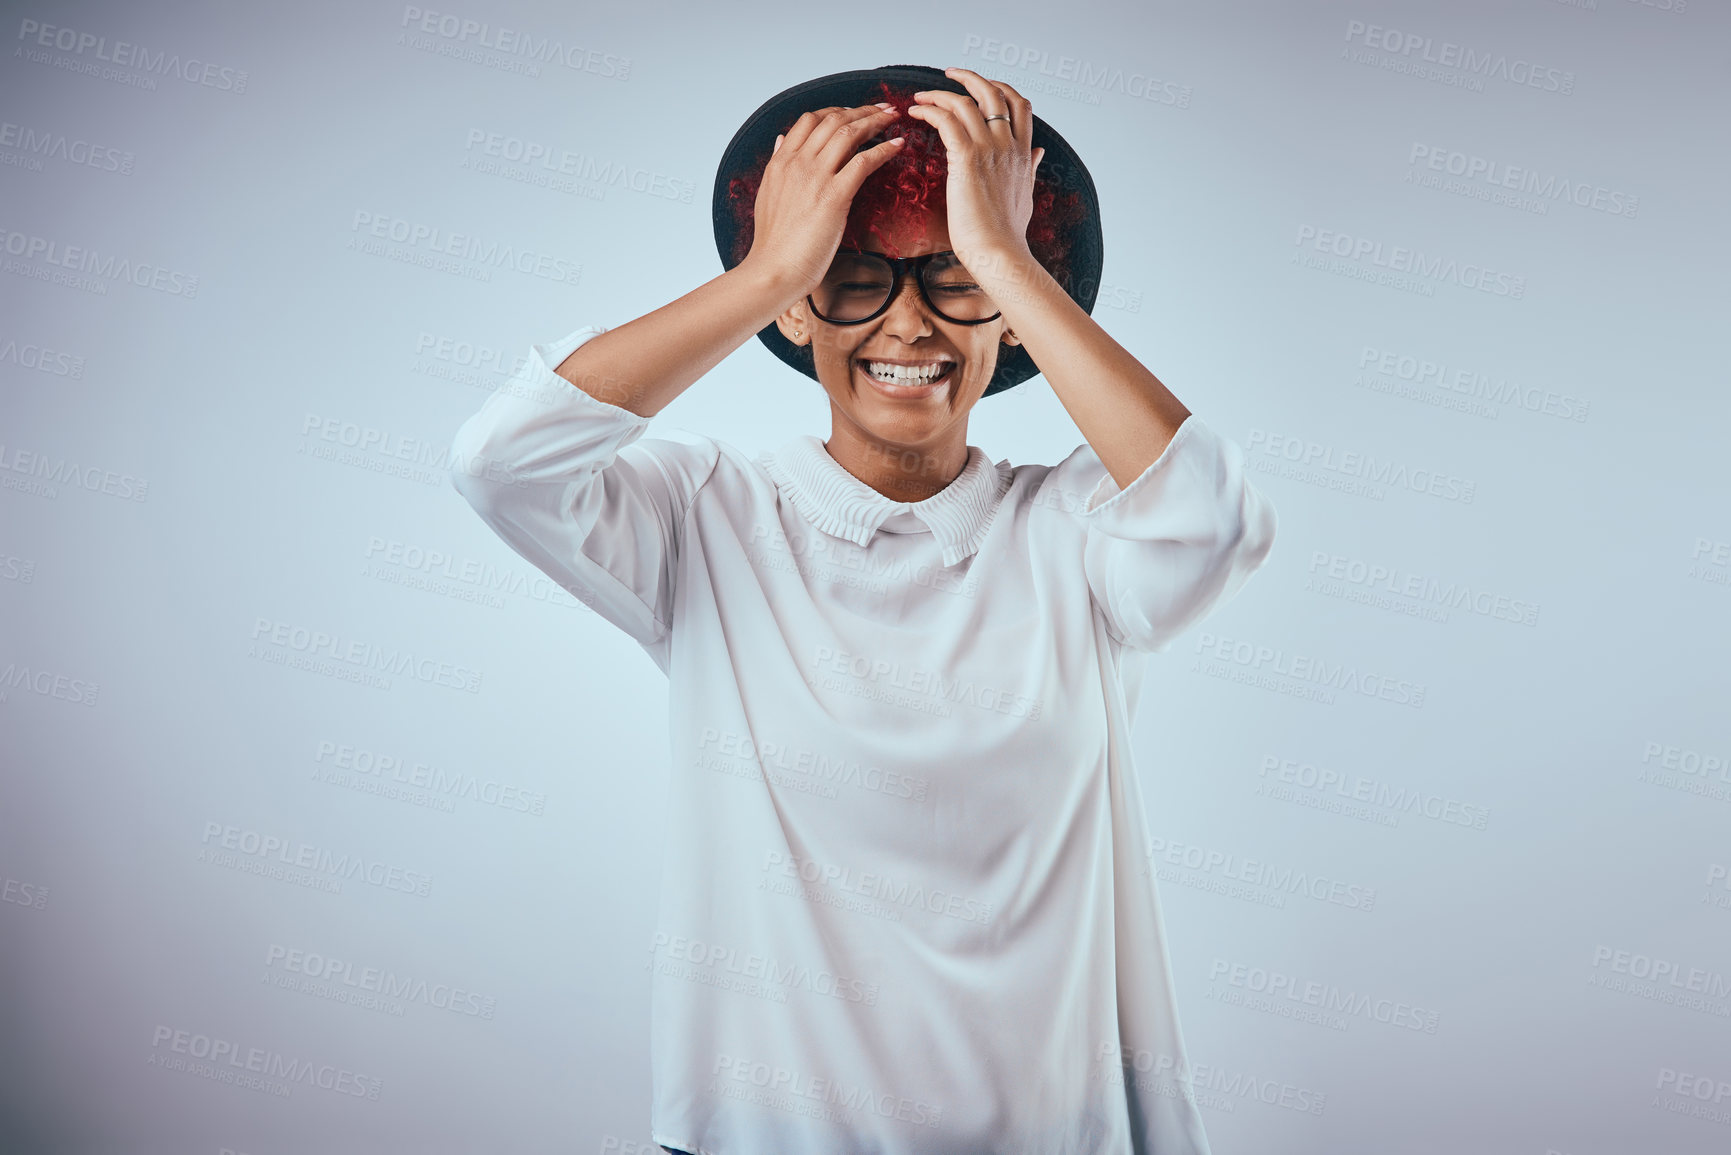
{"left": 806, "top": 249, "right": 1002, "bottom": 326}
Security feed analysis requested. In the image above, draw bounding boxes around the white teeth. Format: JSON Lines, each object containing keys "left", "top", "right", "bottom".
{"left": 864, "top": 360, "right": 951, "bottom": 384}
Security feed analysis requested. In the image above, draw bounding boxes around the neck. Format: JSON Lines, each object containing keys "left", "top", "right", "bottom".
{"left": 822, "top": 417, "right": 970, "bottom": 503}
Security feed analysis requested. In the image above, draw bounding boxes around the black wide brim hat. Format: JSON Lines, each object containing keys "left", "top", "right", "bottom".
{"left": 711, "top": 64, "right": 1104, "bottom": 398}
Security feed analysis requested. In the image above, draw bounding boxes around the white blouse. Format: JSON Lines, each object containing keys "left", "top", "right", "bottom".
{"left": 451, "top": 325, "right": 1278, "bottom": 1155}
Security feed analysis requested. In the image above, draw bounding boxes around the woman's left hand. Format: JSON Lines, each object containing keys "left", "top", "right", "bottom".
{"left": 908, "top": 68, "right": 1045, "bottom": 269}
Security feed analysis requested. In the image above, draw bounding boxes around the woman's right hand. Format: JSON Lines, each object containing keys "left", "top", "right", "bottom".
{"left": 741, "top": 104, "right": 905, "bottom": 300}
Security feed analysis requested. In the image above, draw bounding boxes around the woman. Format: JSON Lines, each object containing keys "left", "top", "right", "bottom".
{"left": 452, "top": 64, "right": 1276, "bottom": 1155}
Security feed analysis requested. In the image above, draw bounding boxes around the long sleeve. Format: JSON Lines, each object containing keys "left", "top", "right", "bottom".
{"left": 1064, "top": 414, "right": 1277, "bottom": 654}
{"left": 448, "top": 325, "right": 722, "bottom": 666}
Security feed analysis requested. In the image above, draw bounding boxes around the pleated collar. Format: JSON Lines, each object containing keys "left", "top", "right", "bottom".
{"left": 759, "top": 436, "right": 1012, "bottom": 567}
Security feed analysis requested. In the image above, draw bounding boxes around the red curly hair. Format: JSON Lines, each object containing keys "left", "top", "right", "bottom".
{"left": 725, "top": 79, "right": 1085, "bottom": 292}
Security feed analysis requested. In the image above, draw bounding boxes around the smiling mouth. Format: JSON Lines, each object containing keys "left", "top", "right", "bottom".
{"left": 856, "top": 358, "right": 958, "bottom": 393}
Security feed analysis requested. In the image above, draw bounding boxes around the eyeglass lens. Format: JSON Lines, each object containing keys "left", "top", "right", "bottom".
{"left": 810, "top": 252, "right": 998, "bottom": 323}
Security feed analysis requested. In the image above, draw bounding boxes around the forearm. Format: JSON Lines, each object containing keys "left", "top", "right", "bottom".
{"left": 965, "top": 243, "right": 1193, "bottom": 490}
{"left": 554, "top": 256, "right": 805, "bottom": 418}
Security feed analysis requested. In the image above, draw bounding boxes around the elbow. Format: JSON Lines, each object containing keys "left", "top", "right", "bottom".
{"left": 1215, "top": 469, "right": 1277, "bottom": 577}
{"left": 1237, "top": 482, "right": 1278, "bottom": 572}
{"left": 448, "top": 415, "right": 506, "bottom": 514}
{"left": 449, "top": 460, "right": 489, "bottom": 513}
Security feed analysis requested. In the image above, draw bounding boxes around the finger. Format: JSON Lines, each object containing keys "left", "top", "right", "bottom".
{"left": 945, "top": 66, "right": 1015, "bottom": 121}
{"left": 905, "top": 100, "right": 973, "bottom": 155}
{"left": 939, "top": 68, "right": 1017, "bottom": 138}
{"left": 805, "top": 105, "right": 899, "bottom": 165}
{"left": 940, "top": 67, "right": 1003, "bottom": 111}
{"left": 978, "top": 76, "right": 1035, "bottom": 149}
{"left": 780, "top": 106, "right": 845, "bottom": 153}
{"left": 910, "top": 89, "right": 993, "bottom": 147}
{"left": 813, "top": 106, "right": 901, "bottom": 168}
{"left": 836, "top": 134, "right": 908, "bottom": 197}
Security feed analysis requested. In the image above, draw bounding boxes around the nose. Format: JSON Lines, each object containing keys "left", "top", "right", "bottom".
{"left": 878, "top": 271, "right": 935, "bottom": 341}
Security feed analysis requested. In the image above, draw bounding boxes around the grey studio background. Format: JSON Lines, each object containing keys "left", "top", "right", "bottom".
{"left": 1, "top": 0, "right": 1727, "bottom": 1152}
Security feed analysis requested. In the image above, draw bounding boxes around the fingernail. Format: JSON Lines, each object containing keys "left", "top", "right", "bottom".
{"left": 875, "top": 101, "right": 893, "bottom": 109}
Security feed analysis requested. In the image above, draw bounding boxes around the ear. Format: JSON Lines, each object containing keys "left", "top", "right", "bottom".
{"left": 775, "top": 300, "right": 811, "bottom": 346}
